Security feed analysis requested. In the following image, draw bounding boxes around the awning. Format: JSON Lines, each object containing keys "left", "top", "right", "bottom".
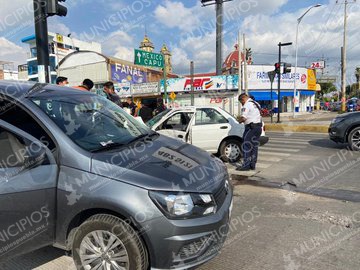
{"left": 300, "top": 90, "right": 315, "bottom": 96}
{"left": 249, "top": 91, "right": 278, "bottom": 101}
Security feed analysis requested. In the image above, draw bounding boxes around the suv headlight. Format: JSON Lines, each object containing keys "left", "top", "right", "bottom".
{"left": 149, "top": 191, "right": 217, "bottom": 219}
{"left": 331, "top": 118, "right": 345, "bottom": 124}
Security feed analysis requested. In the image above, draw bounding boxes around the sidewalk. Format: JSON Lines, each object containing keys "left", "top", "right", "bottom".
{"left": 263, "top": 111, "right": 335, "bottom": 133}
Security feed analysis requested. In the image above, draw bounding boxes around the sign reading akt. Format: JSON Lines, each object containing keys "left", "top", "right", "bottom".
{"left": 134, "top": 49, "right": 164, "bottom": 68}
{"left": 111, "top": 63, "right": 147, "bottom": 84}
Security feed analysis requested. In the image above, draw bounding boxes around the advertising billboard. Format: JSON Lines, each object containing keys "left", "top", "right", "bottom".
{"left": 111, "top": 63, "right": 147, "bottom": 84}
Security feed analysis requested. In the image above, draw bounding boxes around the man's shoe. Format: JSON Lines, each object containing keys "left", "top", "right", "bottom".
{"left": 250, "top": 167, "right": 256, "bottom": 170}
{"left": 236, "top": 167, "right": 251, "bottom": 171}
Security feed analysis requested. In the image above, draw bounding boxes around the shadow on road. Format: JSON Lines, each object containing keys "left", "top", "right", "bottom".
{"left": 308, "top": 139, "right": 349, "bottom": 150}
{"left": 0, "top": 247, "right": 67, "bottom": 270}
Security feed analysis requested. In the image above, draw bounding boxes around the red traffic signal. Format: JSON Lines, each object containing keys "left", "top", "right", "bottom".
{"left": 274, "top": 63, "right": 281, "bottom": 74}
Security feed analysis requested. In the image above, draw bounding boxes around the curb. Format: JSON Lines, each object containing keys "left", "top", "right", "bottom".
{"left": 266, "top": 124, "right": 328, "bottom": 133}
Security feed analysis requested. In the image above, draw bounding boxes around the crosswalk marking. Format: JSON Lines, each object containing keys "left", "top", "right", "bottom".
{"left": 258, "top": 151, "right": 291, "bottom": 157}
{"left": 266, "top": 143, "right": 308, "bottom": 149}
{"left": 268, "top": 140, "right": 309, "bottom": 145}
{"left": 230, "top": 132, "right": 323, "bottom": 176}
{"left": 260, "top": 147, "right": 301, "bottom": 153}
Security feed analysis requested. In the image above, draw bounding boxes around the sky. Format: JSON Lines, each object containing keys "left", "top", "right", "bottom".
{"left": 0, "top": 0, "right": 360, "bottom": 88}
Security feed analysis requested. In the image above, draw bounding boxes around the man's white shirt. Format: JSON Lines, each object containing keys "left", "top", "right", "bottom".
{"left": 241, "top": 98, "right": 262, "bottom": 125}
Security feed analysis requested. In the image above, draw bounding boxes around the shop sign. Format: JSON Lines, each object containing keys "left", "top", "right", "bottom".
{"left": 132, "top": 82, "right": 159, "bottom": 95}
{"left": 115, "top": 82, "right": 131, "bottom": 97}
{"left": 111, "top": 63, "right": 147, "bottom": 84}
{"left": 161, "top": 75, "right": 227, "bottom": 93}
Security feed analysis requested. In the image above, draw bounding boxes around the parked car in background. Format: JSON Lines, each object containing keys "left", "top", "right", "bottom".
{"left": 0, "top": 81, "right": 233, "bottom": 270}
{"left": 147, "top": 106, "right": 269, "bottom": 163}
{"left": 347, "top": 98, "right": 359, "bottom": 112}
{"left": 329, "top": 111, "right": 360, "bottom": 151}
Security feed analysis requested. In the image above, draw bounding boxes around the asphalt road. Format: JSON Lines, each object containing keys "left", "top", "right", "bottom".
{"left": 1, "top": 131, "right": 359, "bottom": 270}
{"left": 228, "top": 131, "right": 360, "bottom": 202}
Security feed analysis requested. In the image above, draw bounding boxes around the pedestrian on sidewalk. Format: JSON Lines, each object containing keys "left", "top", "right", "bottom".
{"left": 236, "top": 93, "right": 262, "bottom": 171}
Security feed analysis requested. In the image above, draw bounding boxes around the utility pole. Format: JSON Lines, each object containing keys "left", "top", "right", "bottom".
{"left": 190, "top": 61, "right": 195, "bottom": 106}
{"left": 337, "top": 0, "right": 356, "bottom": 112}
{"left": 33, "top": 0, "right": 50, "bottom": 83}
{"left": 341, "top": 0, "right": 348, "bottom": 112}
{"left": 243, "top": 34, "right": 248, "bottom": 94}
{"left": 201, "top": 0, "right": 233, "bottom": 75}
{"left": 237, "top": 30, "right": 242, "bottom": 115}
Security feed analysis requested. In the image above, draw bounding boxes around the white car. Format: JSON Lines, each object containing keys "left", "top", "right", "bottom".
{"left": 147, "top": 106, "right": 269, "bottom": 162}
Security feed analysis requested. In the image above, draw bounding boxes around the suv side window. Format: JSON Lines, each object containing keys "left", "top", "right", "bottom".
{"left": 0, "top": 98, "right": 56, "bottom": 151}
{"left": 195, "top": 108, "right": 228, "bottom": 125}
{"left": 160, "top": 112, "right": 193, "bottom": 131}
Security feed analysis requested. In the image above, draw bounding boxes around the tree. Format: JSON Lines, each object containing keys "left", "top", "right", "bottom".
{"left": 319, "top": 82, "right": 337, "bottom": 98}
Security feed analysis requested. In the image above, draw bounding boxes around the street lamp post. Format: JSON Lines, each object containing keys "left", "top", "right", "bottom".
{"left": 293, "top": 4, "right": 321, "bottom": 118}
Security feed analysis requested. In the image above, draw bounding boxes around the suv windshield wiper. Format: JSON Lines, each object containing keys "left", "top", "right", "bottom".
{"left": 127, "top": 132, "right": 158, "bottom": 144}
{"left": 91, "top": 142, "right": 125, "bottom": 153}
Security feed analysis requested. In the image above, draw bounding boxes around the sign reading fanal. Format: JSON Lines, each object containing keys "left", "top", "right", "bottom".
{"left": 134, "top": 49, "right": 164, "bottom": 68}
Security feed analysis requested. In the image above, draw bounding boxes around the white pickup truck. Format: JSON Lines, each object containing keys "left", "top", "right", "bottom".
{"left": 147, "top": 106, "right": 268, "bottom": 162}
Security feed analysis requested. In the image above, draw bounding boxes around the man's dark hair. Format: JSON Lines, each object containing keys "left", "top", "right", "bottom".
{"left": 238, "top": 93, "right": 249, "bottom": 100}
{"left": 104, "top": 81, "right": 114, "bottom": 89}
{"left": 56, "top": 76, "right": 68, "bottom": 85}
{"left": 82, "top": 79, "right": 94, "bottom": 90}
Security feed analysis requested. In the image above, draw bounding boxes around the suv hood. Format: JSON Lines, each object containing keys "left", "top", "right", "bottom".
{"left": 91, "top": 134, "right": 228, "bottom": 193}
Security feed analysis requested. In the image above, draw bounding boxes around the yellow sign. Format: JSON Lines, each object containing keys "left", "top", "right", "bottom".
{"left": 169, "top": 92, "right": 176, "bottom": 100}
{"left": 307, "top": 69, "right": 317, "bottom": 90}
{"left": 56, "top": 34, "right": 64, "bottom": 44}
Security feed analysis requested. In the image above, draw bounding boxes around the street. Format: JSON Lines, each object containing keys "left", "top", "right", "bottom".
{"left": 1, "top": 131, "right": 359, "bottom": 270}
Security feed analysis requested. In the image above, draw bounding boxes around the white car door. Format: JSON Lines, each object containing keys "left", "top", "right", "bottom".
{"left": 190, "top": 108, "right": 231, "bottom": 152}
{"left": 156, "top": 111, "right": 194, "bottom": 142}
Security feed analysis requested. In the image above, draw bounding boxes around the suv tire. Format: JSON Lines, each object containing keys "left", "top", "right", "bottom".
{"left": 72, "top": 214, "right": 148, "bottom": 270}
{"left": 219, "top": 139, "right": 242, "bottom": 163}
{"left": 348, "top": 127, "right": 360, "bottom": 151}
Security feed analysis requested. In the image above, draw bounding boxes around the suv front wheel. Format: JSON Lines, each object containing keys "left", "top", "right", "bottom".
{"left": 348, "top": 127, "right": 360, "bottom": 151}
{"left": 72, "top": 214, "right": 148, "bottom": 270}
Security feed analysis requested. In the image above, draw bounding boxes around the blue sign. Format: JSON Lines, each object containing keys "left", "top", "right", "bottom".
{"left": 111, "top": 63, "right": 147, "bottom": 84}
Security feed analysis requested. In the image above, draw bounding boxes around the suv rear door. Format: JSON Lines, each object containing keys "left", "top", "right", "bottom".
{"left": 0, "top": 120, "right": 57, "bottom": 259}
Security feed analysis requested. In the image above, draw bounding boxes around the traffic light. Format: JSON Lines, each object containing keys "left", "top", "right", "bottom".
{"left": 274, "top": 63, "right": 281, "bottom": 74}
{"left": 283, "top": 63, "right": 292, "bottom": 74}
{"left": 47, "top": 0, "right": 67, "bottom": 17}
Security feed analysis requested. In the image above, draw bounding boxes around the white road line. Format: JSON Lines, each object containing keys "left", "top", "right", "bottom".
{"left": 266, "top": 143, "right": 308, "bottom": 149}
{"left": 268, "top": 140, "right": 309, "bottom": 145}
{"left": 260, "top": 147, "right": 301, "bottom": 153}
{"left": 258, "top": 151, "right": 291, "bottom": 157}
{"left": 258, "top": 156, "right": 283, "bottom": 162}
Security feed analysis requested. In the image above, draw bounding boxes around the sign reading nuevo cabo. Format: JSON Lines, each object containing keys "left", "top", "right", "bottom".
{"left": 134, "top": 49, "right": 164, "bottom": 68}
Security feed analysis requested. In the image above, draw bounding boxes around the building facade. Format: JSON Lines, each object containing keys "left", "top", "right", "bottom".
{"left": 21, "top": 32, "right": 101, "bottom": 83}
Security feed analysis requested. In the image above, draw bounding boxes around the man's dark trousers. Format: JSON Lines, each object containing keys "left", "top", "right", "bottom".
{"left": 242, "top": 124, "right": 262, "bottom": 169}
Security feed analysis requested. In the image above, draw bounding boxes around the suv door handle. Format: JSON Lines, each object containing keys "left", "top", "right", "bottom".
{"left": 220, "top": 126, "right": 228, "bottom": 129}
{"left": 178, "top": 134, "right": 184, "bottom": 138}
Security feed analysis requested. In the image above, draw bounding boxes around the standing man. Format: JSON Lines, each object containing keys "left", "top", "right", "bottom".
{"left": 153, "top": 98, "right": 167, "bottom": 116}
{"left": 138, "top": 101, "right": 153, "bottom": 123}
{"left": 74, "top": 79, "right": 94, "bottom": 91}
{"left": 103, "top": 81, "right": 122, "bottom": 107}
{"left": 236, "top": 93, "right": 262, "bottom": 171}
{"left": 126, "top": 97, "right": 137, "bottom": 116}
{"left": 56, "top": 76, "right": 68, "bottom": 86}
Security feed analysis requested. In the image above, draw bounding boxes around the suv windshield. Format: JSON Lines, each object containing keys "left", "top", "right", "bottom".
{"left": 30, "top": 94, "right": 150, "bottom": 152}
{"left": 147, "top": 109, "right": 170, "bottom": 127}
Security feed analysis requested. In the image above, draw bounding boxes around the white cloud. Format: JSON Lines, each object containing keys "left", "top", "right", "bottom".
{"left": 0, "top": 37, "right": 28, "bottom": 66}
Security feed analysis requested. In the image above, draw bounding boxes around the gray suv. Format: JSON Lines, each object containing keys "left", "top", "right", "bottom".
{"left": 0, "top": 81, "right": 232, "bottom": 270}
